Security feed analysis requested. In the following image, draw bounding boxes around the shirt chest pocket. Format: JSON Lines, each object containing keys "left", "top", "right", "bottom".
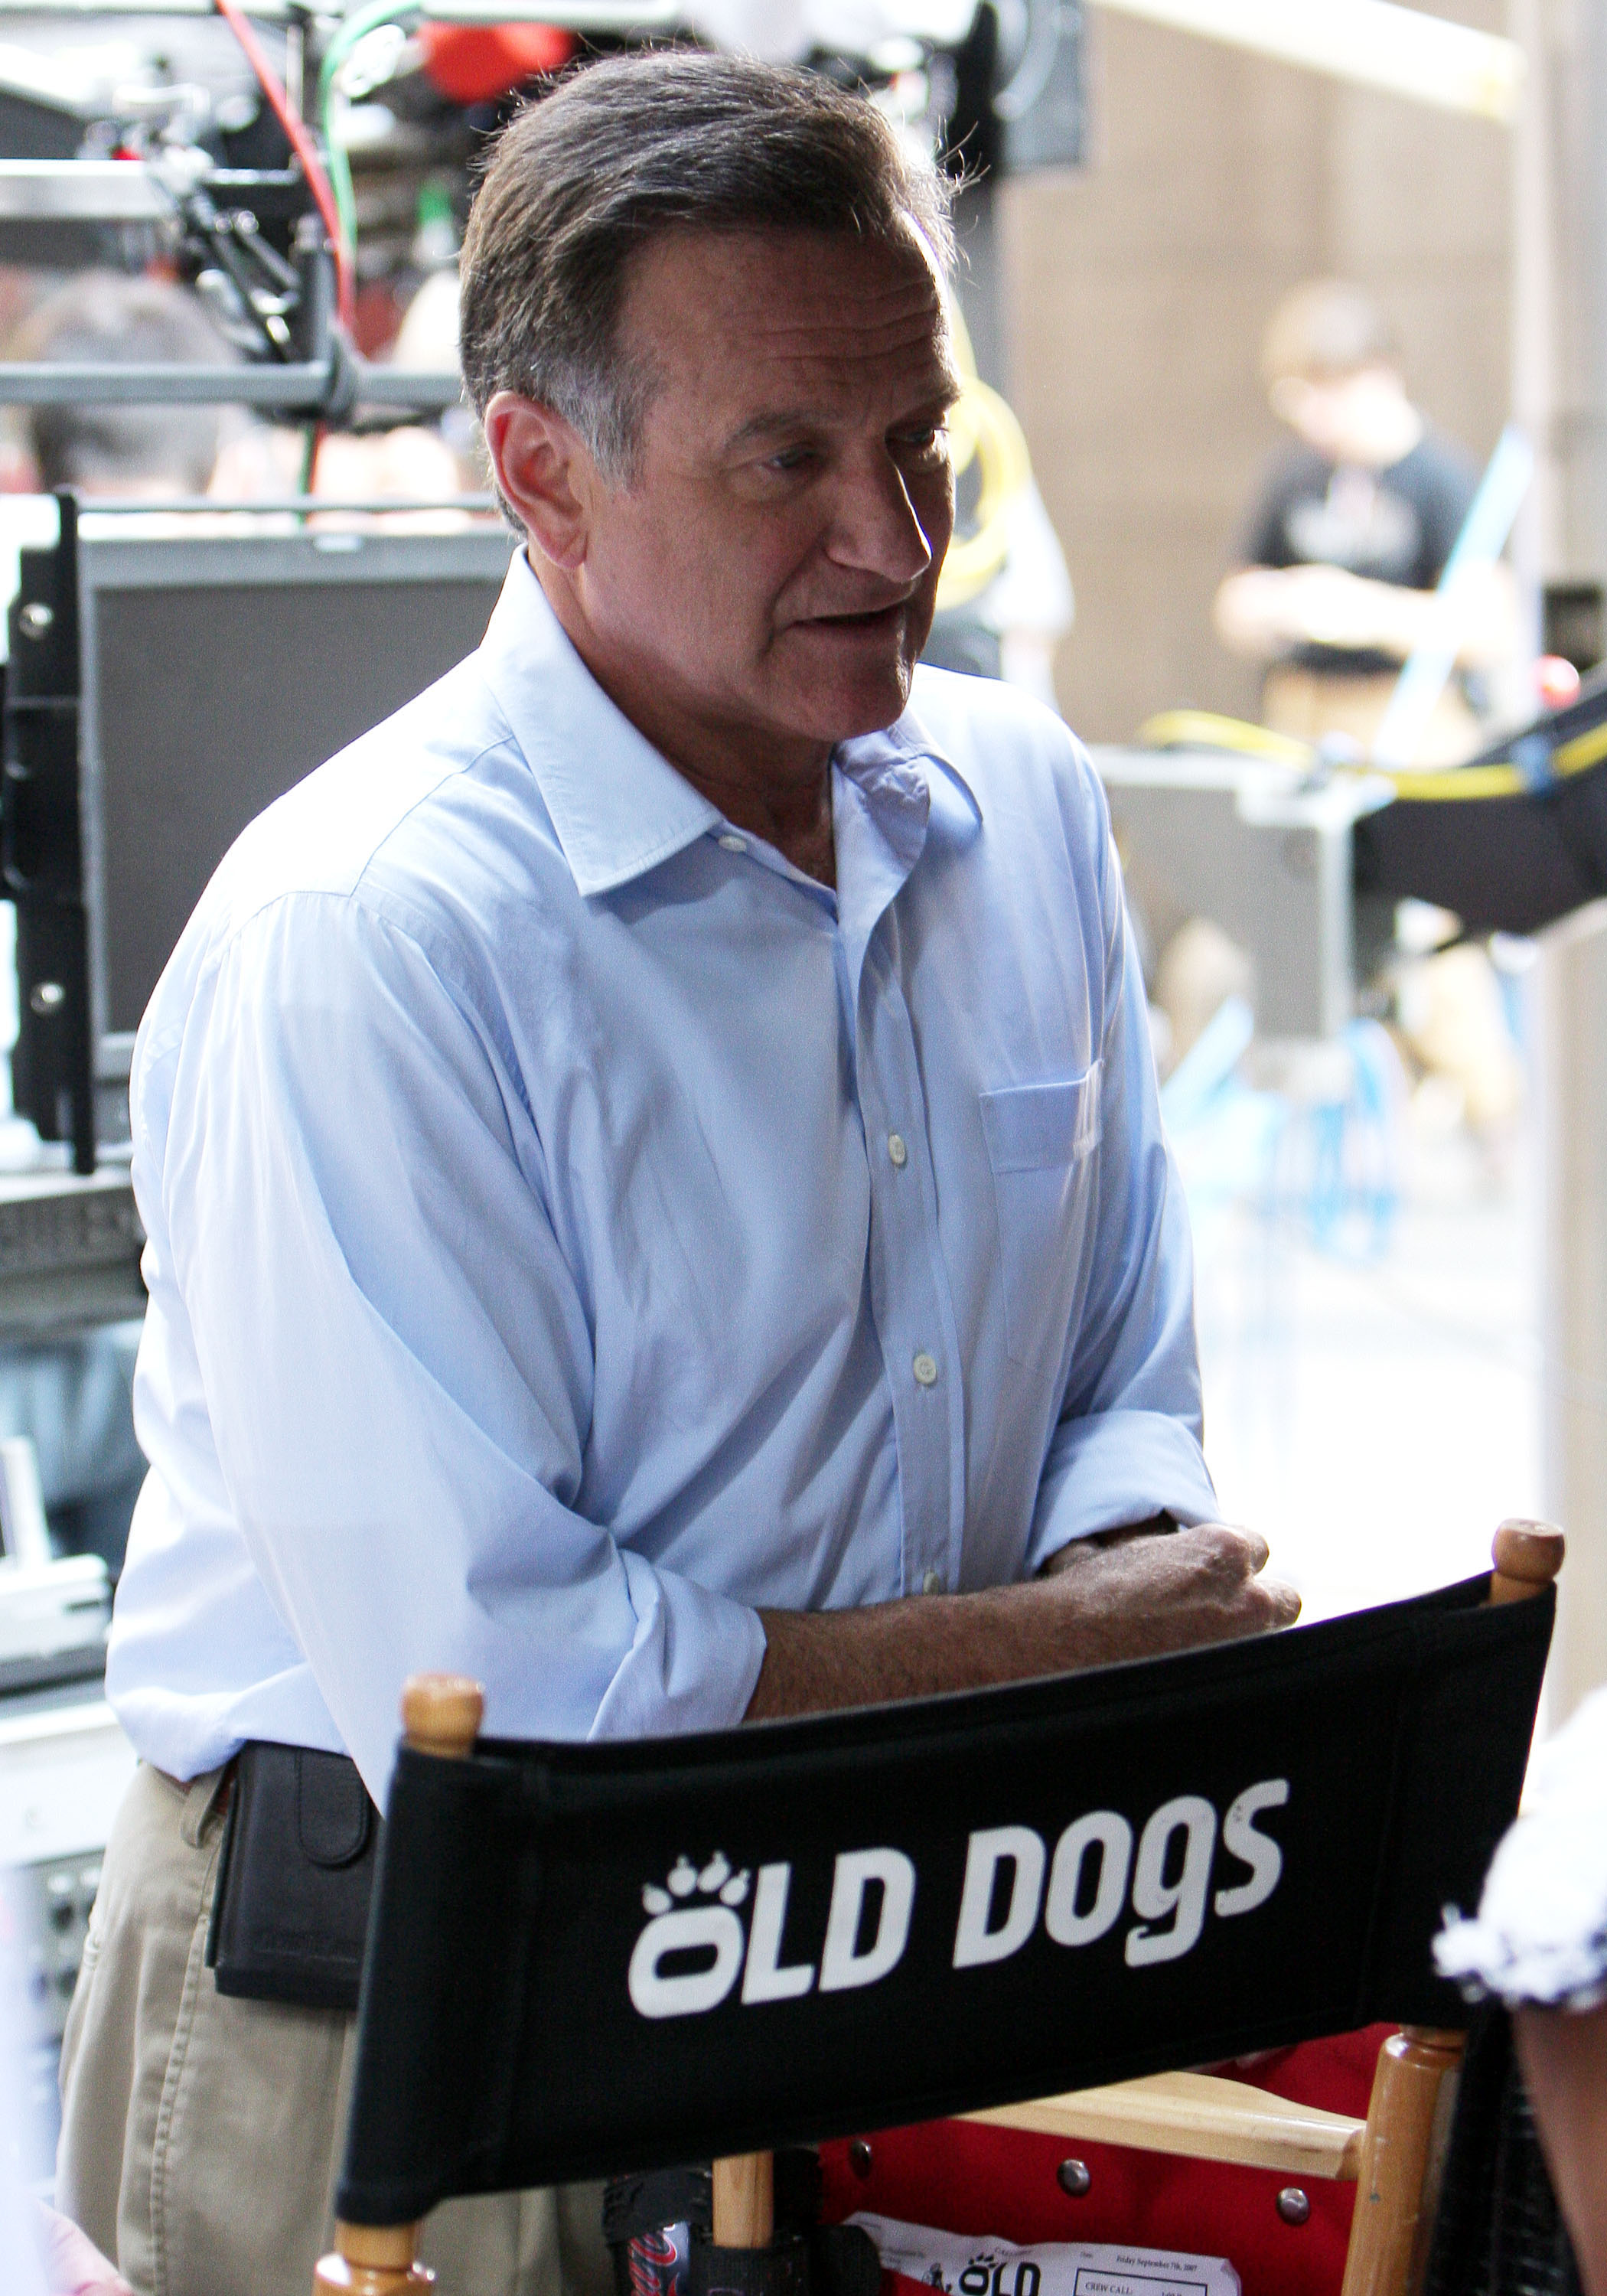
{"left": 980, "top": 1068, "right": 1103, "bottom": 1365}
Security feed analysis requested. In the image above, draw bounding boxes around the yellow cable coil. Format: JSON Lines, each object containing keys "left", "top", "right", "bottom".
{"left": 1137, "top": 706, "right": 1607, "bottom": 801}
{"left": 935, "top": 298, "right": 1035, "bottom": 613}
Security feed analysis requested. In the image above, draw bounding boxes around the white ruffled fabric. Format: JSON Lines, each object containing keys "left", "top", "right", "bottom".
{"left": 1434, "top": 1687, "right": 1607, "bottom": 2011}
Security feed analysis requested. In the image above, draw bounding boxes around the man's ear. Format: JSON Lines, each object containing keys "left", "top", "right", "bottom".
{"left": 483, "top": 393, "right": 597, "bottom": 571}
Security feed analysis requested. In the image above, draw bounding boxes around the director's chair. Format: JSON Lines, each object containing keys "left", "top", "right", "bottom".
{"left": 313, "top": 1521, "right": 1560, "bottom": 2296}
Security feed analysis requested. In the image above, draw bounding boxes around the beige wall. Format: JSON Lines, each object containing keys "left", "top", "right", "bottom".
{"left": 998, "top": 2, "right": 1514, "bottom": 742}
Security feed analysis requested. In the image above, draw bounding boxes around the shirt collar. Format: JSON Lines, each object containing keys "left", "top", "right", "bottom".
{"left": 836, "top": 704, "right": 983, "bottom": 852}
{"left": 478, "top": 553, "right": 721, "bottom": 899}
{"left": 478, "top": 550, "right": 983, "bottom": 895}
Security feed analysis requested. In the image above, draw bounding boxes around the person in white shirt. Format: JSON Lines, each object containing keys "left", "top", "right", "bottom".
{"left": 59, "top": 52, "right": 1296, "bottom": 2296}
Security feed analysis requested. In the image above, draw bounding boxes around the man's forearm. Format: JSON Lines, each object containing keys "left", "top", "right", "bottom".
{"left": 1214, "top": 565, "right": 1422, "bottom": 660}
{"left": 1214, "top": 563, "right": 1514, "bottom": 670}
{"left": 744, "top": 1520, "right": 1300, "bottom": 1722}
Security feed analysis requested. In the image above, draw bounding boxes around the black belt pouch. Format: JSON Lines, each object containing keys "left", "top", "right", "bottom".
{"left": 205, "top": 1742, "right": 380, "bottom": 2011}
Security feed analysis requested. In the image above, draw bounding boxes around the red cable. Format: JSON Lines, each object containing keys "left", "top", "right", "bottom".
{"left": 214, "top": 0, "right": 356, "bottom": 334}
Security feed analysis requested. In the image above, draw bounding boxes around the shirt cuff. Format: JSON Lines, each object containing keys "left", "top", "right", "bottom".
{"left": 587, "top": 1553, "right": 769, "bottom": 1740}
{"left": 1026, "top": 1407, "right": 1219, "bottom": 1575}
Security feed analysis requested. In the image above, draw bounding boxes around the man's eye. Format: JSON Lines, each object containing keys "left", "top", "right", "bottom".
{"left": 768, "top": 445, "right": 817, "bottom": 474}
{"left": 896, "top": 426, "right": 949, "bottom": 461}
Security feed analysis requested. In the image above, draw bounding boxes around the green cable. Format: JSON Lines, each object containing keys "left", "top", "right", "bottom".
{"left": 318, "top": 1, "right": 421, "bottom": 286}
{"left": 317, "top": 0, "right": 594, "bottom": 299}
{"left": 318, "top": 0, "right": 416, "bottom": 111}
{"left": 326, "top": 127, "right": 357, "bottom": 272}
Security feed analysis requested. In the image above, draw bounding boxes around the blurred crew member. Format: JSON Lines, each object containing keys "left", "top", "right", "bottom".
{"left": 1214, "top": 279, "right": 1514, "bottom": 762}
{"left": 1437, "top": 1687, "right": 1607, "bottom": 2294}
{"left": 7, "top": 272, "right": 228, "bottom": 499}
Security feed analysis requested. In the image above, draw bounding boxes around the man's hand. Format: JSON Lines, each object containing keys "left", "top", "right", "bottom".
{"left": 1036, "top": 1519, "right": 1300, "bottom": 1658}
{"left": 745, "top": 1519, "right": 1300, "bottom": 1722}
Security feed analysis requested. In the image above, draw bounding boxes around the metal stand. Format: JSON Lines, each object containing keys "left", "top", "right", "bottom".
{"left": 3, "top": 494, "right": 94, "bottom": 1175}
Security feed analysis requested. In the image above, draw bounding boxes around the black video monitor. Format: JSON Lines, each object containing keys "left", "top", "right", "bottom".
{"left": 77, "top": 524, "right": 517, "bottom": 1061}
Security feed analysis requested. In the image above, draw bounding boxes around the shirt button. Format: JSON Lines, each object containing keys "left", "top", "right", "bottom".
{"left": 888, "top": 1132, "right": 908, "bottom": 1167}
{"left": 912, "top": 1351, "right": 938, "bottom": 1388}
{"left": 921, "top": 1569, "right": 947, "bottom": 1596}
{"left": 718, "top": 833, "right": 747, "bottom": 853}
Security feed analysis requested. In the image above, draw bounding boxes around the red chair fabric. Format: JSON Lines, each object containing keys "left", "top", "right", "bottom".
{"left": 818, "top": 2026, "right": 1395, "bottom": 2296}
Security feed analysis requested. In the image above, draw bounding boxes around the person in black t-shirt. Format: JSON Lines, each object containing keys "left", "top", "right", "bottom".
{"left": 1214, "top": 280, "right": 1515, "bottom": 761}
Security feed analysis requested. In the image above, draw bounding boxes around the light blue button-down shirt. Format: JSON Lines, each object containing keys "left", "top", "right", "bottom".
{"left": 107, "top": 553, "right": 1216, "bottom": 1798}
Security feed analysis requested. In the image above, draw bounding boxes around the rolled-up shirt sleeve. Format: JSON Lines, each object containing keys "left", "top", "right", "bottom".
{"left": 1025, "top": 791, "right": 1218, "bottom": 1569}
{"left": 151, "top": 892, "right": 766, "bottom": 1795}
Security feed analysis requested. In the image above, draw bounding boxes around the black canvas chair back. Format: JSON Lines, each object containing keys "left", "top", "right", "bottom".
{"left": 318, "top": 1531, "right": 1556, "bottom": 2294}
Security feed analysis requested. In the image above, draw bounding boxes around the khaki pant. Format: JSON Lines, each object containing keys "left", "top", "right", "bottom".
{"left": 58, "top": 1762, "right": 613, "bottom": 2296}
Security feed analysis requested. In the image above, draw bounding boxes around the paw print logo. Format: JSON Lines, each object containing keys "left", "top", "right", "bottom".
{"left": 641, "top": 1852, "right": 751, "bottom": 1916}
{"left": 628, "top": 1851, "right": 752, "bottom": 2019}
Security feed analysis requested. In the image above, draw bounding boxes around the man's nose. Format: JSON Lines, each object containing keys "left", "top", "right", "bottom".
{"left": 825, "top": 454, "right": 937, "bottom": 585}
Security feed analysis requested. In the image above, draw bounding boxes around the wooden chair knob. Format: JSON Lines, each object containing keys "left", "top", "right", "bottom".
{"left": 1490, "top": 1519, "right": 1565, "bottom": 1606}
{"left": 402, "top": 1674, "right": 484, "bottom": 1758}
{"left": 315, "top": 2219, "right": 433, "bottom": 2293}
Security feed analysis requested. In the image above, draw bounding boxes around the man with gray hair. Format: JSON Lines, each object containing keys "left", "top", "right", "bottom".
{"left": 59, "top": 50, "right": 1296, "bottom": 2296}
